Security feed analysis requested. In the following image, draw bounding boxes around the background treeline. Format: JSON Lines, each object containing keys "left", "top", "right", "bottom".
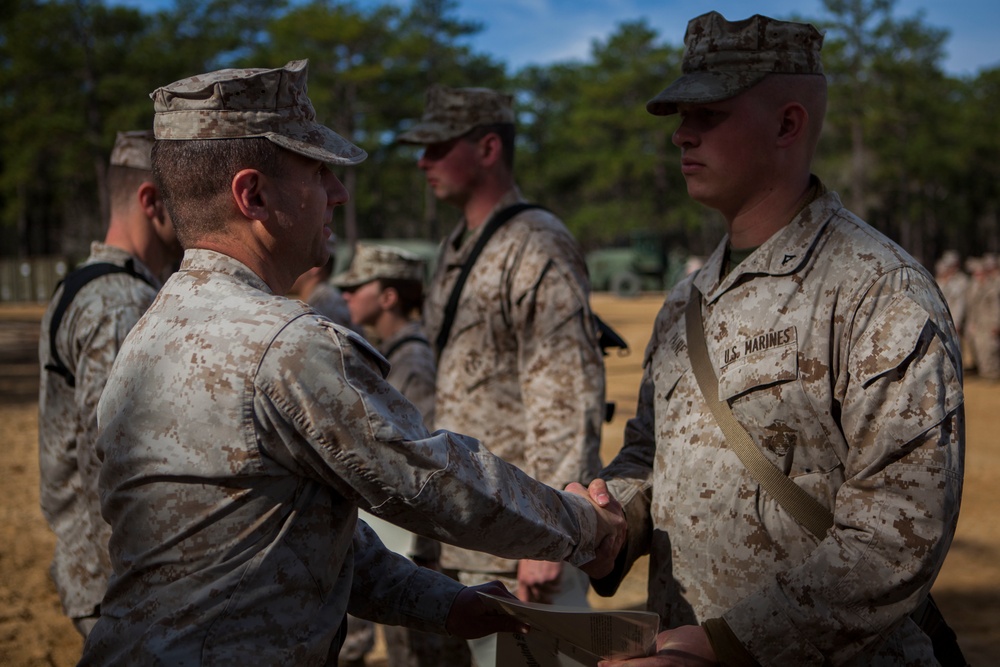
{"left": 1, "top": 0, "right": 999, "bottom": 268}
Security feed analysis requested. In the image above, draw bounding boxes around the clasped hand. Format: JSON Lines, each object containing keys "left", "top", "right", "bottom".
{"left": 564, "top": 478, "right": 626, "bottom": 578}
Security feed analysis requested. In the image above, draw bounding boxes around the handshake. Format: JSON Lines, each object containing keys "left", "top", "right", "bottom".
{"left": 444, "top": 478, "right": 628, "bottom": 641}
{"left": 565, "top": 478, "right": 625, "bottom": 579}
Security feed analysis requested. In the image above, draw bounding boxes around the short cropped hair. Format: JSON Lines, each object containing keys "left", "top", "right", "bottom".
{"left": 151, "top": 137, "right": 283, "bottom": 247}
{"left": 107, "top": 165, "right": 153, "bottom": 216}
{"left": 380, "top": 278, "right": 424, "bottom": 317}
{"left": 463, "top": 123, "right": 516, "bottom": 171}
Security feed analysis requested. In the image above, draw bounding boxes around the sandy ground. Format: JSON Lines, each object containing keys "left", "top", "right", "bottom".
{"left": 0, "top": 293, "right": 996, "bottom": 665}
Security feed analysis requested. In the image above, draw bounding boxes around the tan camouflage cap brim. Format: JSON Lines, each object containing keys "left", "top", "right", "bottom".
{"left": 151, "top": 59, "right": 367, "bottom": 166}
{"left": 647, "top": 12, "right": 824, "bottom": 116}
{"left": 110, "top": 130, "right": 155, "bottom": 170}
{"left": 332, "top": 243, "right": 425, "bottom": 289}
{"left": 397, "top": 85, "right": 515, "bottom": 144}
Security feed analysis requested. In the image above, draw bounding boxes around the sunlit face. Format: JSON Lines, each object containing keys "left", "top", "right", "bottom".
{"left": 416, "top": 136, "right": 482, "bottom": 206}
{"left": 341, "top": 280, "right": 383, "bottom": 327}
{"left": 671, "top": 86, "right": 777, "bottom": 219}
{"left": 271, "top": 152, "right": 348, "bottom": 272}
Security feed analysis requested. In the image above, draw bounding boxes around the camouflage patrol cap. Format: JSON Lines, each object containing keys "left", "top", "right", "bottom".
{"left": 332, "top": 243, "right": 425, "bottom": 289}
{"left": 396, "top": 84, "right": 515, "bottom": 144}
{"left": 110, "top": 130, "right": 155, "bottom": 170}
{"left": 150, "top": 59, "right": 366, "bottom": 166}
{"left": 647, "top": 11, "right": 824, "bottom": 116}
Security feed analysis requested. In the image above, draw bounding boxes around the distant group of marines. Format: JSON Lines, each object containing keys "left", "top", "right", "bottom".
{"left": 38, "top": 10, "right": 967, "bottom": 667}
{"left": 936, "top": 249, "right": 1000, "bottom": 382}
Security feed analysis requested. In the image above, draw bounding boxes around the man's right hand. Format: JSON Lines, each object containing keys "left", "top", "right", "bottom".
{"left": 564, "top": 480, "right": 625, "bottom": 578}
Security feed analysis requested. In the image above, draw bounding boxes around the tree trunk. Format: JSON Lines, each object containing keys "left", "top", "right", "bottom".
{"left": 850, "top": 116, "right": 866, "bottom": 215}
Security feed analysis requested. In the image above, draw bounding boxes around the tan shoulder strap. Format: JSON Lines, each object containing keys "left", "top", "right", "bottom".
{"left": 684, "top": 285, "right": 969, "bottom": 663}
{"left": 684, "top": 284, "right": 834, "bottom": 540}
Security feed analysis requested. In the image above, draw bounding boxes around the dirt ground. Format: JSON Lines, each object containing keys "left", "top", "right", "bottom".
{"left": 1, "top": 293, "right": 997, "bottom": 665}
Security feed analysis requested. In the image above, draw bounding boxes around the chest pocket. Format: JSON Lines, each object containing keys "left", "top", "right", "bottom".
{"left": 718, "top": 327, "right": 841, "bottom": 477}
{"left": 652, "top": 322, "right": 690, "bottom": 402}
{"left": 718, "top": 328, "right": 798, "bottom": 400}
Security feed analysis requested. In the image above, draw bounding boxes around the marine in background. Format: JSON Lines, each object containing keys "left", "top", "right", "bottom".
{"left": 399, "top": 83, "right": 607, "bottom": 666}
{"left": 37, "top": 129, "right": 180, "bottom": 638}
{"left": 80, "top": 60, "right": 624, "bottom": 666}
{"left": 335, "top": 242, "right": 469, "bottom": 666}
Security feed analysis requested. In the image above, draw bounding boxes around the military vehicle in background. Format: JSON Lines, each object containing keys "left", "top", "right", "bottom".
{"left": 586, "top": 231, "right": 692, "bottom": 296}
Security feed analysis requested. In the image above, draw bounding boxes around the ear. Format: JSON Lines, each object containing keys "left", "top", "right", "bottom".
{"left": 478, "top": 132, "right": 503, "bottom": 168}
{"left": 232, "top": 169, "right": 270, "bottom": 221}
{"left": 137, "top": 181, "right": 161, "bottom": 221}
{"left": 776, "top": 102, "right": 809, "bottom": 147}
{"left": 137, "top": 181, "right": 173, "bottom": 230}
{"left": 378, "top": 285, "right": 399, "bottom": 310}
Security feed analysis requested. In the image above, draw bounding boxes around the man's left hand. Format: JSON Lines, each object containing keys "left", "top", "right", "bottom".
{"left": 444, "top": 581, "right": 530, "bottom": 639}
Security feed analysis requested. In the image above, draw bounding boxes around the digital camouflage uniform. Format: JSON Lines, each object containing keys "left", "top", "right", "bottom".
{"left": 80, "top": 60, "right": 607, "bottom": 666}
{"left": 38, "top": 242, "right": 161, "bottom": 623}
{"left": 306, "top": 281, "right": 354, "bottom": 329}
{"left": 423, "top": 188, "right": 605, "bottom": 579}
{"left": 965, "top": 256, "right": 1000, "bottom": 380}
{"left": 380, "top": 320, "right": 471, "bottom": 667}
{"left": 80, "top": 249, "right": 604, "bottom": 665}
{"left": 382, "top": 319, "right": 437, "bottom": 432}
{"left": 935, "top": 251, "right": 969, "bottom": 334}
{"left": 398, "top": 87, "right": 606, "bottom": 640}
{"left": 598, "top": 189, "right": 964, "bottom": 665}
{"left": 38, "top": 130, "right": 162, "bottom": 630}
{"left": 334, "top": 241, "right": 459, "bottom": 665}
{"left": 596, "top": 16, "right": 965, "bottom": 663}
{"left": 332, "top": 242, "right": 438, "bottom": 434}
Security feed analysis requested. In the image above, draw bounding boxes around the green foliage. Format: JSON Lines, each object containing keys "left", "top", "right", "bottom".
{"left": 514, "top": 21, "right": 699, "bottom": 249}
{"left": 815, "top": 0, "right": 998, "bottom": 262}
{"left": 1, "top": 0, "right": 998, "bottom": 269}
{"left": 0, "top": 0, "right": 287, "bottom": 256}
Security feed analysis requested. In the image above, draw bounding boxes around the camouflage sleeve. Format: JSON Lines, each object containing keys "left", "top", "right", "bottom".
{"left": 347, "top": 519, "right": 462, "bottom": 632}
{"left": 389, "top": 357, "right": 437, "bottom": 432}
{"left": 723, "top": 267, "right": 964, "bottom": 663}
{"left": 397, "top": 369, "right": 436, "bottom": 432}
{"left": 508, "top": 231, "right": 605, "bottom": 489}
{"left": 254, "top": 317, "right": 602, "bottom": 568}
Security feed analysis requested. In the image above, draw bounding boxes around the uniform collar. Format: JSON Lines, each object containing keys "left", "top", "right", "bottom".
{"left": 694, "top": 188, "right": 844, "bottom": 304}
{"left": 90, "top": 242, "right": 163, "bottom": 288}
{"left": 177, "top": 248, "right": 273, "bottom": 295}
{"left": 449, "top": 186, "right": 525, "bottom": 253}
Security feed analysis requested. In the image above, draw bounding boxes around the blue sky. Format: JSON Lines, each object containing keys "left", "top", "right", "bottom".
{"left": 111, "top": 0, "right": 999, "bottom": 76}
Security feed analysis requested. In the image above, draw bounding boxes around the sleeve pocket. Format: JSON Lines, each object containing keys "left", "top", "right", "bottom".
{"left": 850, "top": 294, "right": 930, "bottom": 387}
{"left": 849, "top": 294, "right": 963, "bottom": 445}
